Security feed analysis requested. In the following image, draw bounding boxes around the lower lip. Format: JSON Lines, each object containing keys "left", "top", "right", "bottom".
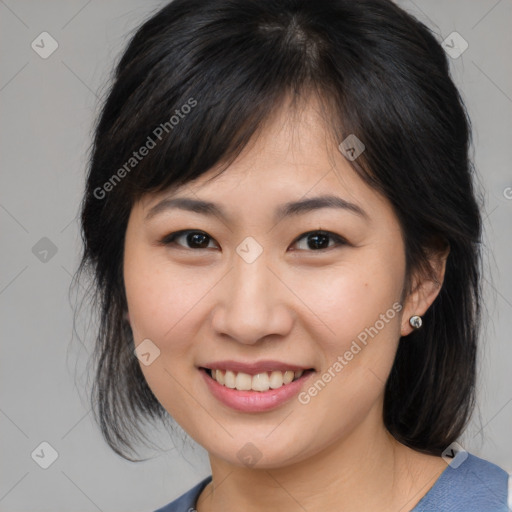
{"left": 200, "top": 368, "right": 314, "bottom": 412}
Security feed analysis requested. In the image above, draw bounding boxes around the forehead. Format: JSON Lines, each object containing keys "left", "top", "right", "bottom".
{"left": 137, "top": 98, "right": 395, "bottom": 227}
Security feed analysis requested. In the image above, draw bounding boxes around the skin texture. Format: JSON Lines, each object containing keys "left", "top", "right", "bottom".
{"left": 124, "top": 97, "right": 450, "bottom": 511}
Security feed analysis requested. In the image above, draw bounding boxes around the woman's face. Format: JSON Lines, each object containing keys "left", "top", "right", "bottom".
{"left": 124, "top": 100, "right": 421, "bottom": 469}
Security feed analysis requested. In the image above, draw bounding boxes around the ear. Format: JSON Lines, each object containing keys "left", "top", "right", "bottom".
{"left": 124, "top": 310, "right": 131, "bottom": 326}
{"left": 400, "top": 241, "right": 450, "bottom": 337}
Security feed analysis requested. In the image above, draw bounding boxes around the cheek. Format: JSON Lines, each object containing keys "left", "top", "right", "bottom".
{"left": 124, "top": 251, "right": 224, "bottom": 381}
{"left": 291, "top": 248, "right": 405, "bottom": 398}
{"left": 301, "top": 260, "right": 402, "bottom": 340}
{"left": 124, "top": 254, "right": 209, "bottom": 423}
{"left": 125, "top": 251, "right": 195, "bottom": 340}
{"left": 291, "top": 258, "right": 404, "bottom": 438}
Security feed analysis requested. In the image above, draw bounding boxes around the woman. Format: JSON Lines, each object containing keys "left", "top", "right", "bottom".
{"left": 77, "top": 0, "right": 509, "bottom": 510}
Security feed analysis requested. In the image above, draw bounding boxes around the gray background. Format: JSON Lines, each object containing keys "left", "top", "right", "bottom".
{"left": 1, "top": 0, "right": 511, "bottom": 510}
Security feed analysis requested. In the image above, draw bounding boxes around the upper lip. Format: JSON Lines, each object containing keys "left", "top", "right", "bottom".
{"left": 200, "top": 360, "right": 314, "bottom": 375}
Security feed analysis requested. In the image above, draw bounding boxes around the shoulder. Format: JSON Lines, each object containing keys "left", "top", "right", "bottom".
{"left": 149, "top": 456, "right": 510, "bottom": 512}
{"left": 153, "top": 476, "right": 212, "bottom": 512}
{"left": 412, "top": 453, "right": 509, "bottom": 512}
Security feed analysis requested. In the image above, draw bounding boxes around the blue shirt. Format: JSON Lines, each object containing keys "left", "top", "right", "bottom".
{"left": 153, "top": 453, "right": 509, "bottom": 511}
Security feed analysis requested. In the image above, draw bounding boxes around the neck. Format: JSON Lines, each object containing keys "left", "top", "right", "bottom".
{"left": 196, "top": 406, "right": 446, "bottom": 512}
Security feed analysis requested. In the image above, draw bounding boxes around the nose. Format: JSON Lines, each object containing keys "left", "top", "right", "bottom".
{"left": 210, "top": 253, "right": 294, "bottom": 345}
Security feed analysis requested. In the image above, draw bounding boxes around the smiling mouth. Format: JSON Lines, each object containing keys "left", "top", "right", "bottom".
{"left": 201, "top": 367, "right": 315, "bottom": 392}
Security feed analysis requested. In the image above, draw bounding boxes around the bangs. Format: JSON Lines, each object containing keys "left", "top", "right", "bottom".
{"left": 91, "top": 2, "right": 380, "bottom": 205}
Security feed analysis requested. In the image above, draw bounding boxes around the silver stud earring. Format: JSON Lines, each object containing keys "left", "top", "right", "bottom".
{"left": 409, "top": 315, "right": 422, "bottom": 329}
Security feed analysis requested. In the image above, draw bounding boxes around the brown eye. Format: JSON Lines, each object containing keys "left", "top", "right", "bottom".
{"left": 160, "top": 230, "right": 218, "bottom": 249}
{"left": 292, "top": 230, "right": 347, "bottom": 251}
{"left": 159, "top": 229, "right": 347, "bottom": 252}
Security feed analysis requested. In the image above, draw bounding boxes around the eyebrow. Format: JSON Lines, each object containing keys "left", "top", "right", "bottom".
{"left": 145, "top": 194, "right": 369, "bottom": 223}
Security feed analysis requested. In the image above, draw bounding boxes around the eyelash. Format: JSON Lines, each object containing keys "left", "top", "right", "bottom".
{"left": 158, "top": 229, "right": 348, "bottom": 252}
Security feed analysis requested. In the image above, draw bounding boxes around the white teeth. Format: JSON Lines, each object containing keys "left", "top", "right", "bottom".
{"left": 209, "top": 368, "right": 306, "bottom": 391}
{"left": 269, "top": 370, "right": 284, "bottom": 389}
{"left": 283, "top": 370, "right": 294, "bottom": 384}
{"left": 252, "top": 372, "right": 270, "bottom": 391}
{"left": 215, "top": 369, "right": 225, "bottom": 385}
{"left": 235, "top": 372, "right": 252, "bottom": 391}
{"left": 224, "top": 370, "right": 236, "bottom": 389}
